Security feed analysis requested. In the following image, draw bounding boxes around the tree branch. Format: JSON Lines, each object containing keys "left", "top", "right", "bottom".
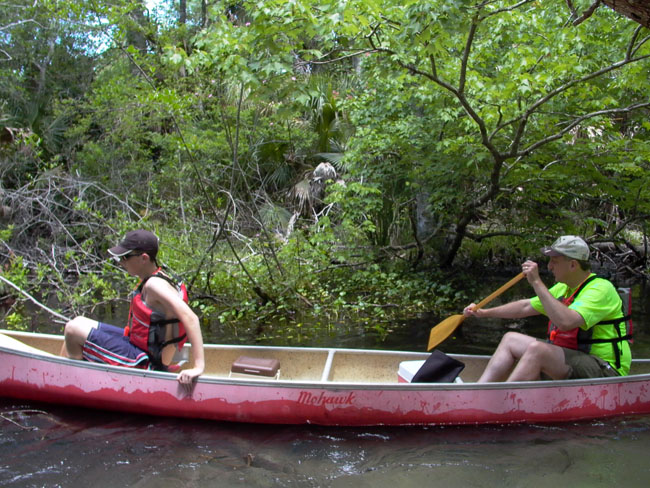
{"left": 458, "top": 15, "right": 478, "bottom": 94}
{"left": 571, "top": 0, "right": 601, "bottom": 26}
{"left": 296, "top": 49, "right": 376, "bottom": 66}
{"left": 0, "top": 274, "right": 70, "bottom": 322}
{"left": 502, "top": 50, "right": 650, "bottom": 158}
{"left": 566, "top": 0, "right": 578, "bottom": 17}
{"left": 518, "top": 101, "right": 650, "bottom": 157}
{"left": 480, "top": 0, "right": 536, "bottom": 19}
{"left": 0, "top": 18, "right": 42, "bottom": 33}
{"left": 526, "top": 53, "right": 650, "bottom": 120}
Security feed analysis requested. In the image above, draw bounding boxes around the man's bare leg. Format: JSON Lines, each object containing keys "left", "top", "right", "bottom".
{"left": 507, "top": 340, "right": 570, "bottom": 381}
{"left": 478, "top": 332, "right": 538, "bottom": 383}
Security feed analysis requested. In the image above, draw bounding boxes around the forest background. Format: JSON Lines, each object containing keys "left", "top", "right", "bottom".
{"left": 1, "top": 0, "right": 649, "bottom": 346}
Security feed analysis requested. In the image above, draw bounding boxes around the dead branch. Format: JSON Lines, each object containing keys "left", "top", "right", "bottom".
{"left": 0, "top": 274, "right": 70, "bottom": 321}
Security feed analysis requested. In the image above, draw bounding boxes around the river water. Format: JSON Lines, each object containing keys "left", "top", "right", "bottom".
{"left": 2, "top": 401, "right": 649, "bottom": 487}
{"left": 2, "top": 277, "right": 650, "bottom": 487}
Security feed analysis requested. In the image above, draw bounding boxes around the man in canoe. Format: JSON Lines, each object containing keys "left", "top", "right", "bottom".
{"left": 463, "top": 235, "right": 631, "bottom": 382}
{"left": 61, "top": 230, "right": 205, "bottom": 385}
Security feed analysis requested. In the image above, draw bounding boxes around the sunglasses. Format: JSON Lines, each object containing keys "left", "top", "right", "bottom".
{"left": 119, "top": 253, "right": 142, "bottom": 262}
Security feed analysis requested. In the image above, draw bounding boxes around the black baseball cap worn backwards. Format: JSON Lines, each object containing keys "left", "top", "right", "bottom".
{"left": 108, "top": 229, "right": 159, "bottom": 260}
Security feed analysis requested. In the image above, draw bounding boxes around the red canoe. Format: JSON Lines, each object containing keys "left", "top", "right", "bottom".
{"left": 2, "top": 329, "right": 650, "bottom": 426}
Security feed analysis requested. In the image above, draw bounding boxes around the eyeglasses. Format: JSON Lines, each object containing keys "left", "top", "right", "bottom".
{"left": 119, "top": 253, "right": 142, "bottom": 262}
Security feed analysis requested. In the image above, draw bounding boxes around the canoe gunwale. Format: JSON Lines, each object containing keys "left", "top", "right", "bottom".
{"left": 3, "top": 335, "right": 650, "bottom": 392}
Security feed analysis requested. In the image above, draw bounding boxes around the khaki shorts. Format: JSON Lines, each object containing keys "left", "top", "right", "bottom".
{"left": 562, "top": 347, "right": 620, "bottom": 379}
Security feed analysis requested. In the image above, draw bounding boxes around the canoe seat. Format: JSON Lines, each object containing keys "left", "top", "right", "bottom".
{"left": 230, "top": 356, "right": 281, "bottom": 380}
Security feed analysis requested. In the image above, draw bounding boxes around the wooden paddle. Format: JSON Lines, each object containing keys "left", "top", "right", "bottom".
{"left": 427, "top": 272, "right": 525, "bottom": 351}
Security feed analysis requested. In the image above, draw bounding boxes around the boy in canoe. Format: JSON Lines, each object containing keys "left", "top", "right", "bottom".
{"left": 463, "top": 235, "right": 631, "bottom": 382}
{"left": 61, "top": 230, "right": 205, "bottom": 385}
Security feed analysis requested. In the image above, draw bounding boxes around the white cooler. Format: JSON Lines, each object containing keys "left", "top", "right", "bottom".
{"left": 398, "top": 359, "right": 464, "bottom": 383}
{"left": 398, "top": 360, "right": 426, "bottom": 383}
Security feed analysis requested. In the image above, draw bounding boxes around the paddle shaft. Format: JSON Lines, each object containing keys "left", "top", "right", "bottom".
{"left": 427, "top": 272, "right": 526, "bottom": 350}
{"left": 472, "top": 272, "right": 525, "bottom": 311}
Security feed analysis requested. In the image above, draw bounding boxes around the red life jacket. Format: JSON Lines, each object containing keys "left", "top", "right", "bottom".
{"left": 126, "top": 269, "right": 188, "bottom": 371}
{"left": 547, "top": 275, "right": 632, "bottom": 368}
{"left": 547, "top": 276, "right": 595, "bottom": 350}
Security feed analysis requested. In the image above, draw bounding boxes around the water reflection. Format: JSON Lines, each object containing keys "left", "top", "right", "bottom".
{"left": 2, "top": 399, "right": 649, "bottom": 487}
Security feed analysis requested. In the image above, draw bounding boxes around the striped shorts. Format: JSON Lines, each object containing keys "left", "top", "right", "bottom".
{"left": 83, "top": 322, "right": 149, "bottom": 368}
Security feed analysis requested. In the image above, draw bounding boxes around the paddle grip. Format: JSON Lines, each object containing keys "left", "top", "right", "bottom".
{"left": 473, "top": 272, "right": 525, "bottom": 311}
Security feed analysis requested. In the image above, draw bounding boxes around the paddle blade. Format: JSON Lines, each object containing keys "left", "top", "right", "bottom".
{"left": 427, "top": 314, "right": 465, "bottom": 351}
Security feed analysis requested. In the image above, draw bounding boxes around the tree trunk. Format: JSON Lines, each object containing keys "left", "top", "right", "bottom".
{"left": 126, "top": 6, "right": 148, "bottom": 55}
{"left": 201, "top": 0, "right": 207, "bottom": 27}
{"left": 602, "top": 0, "right": 650, "bottom": 27}
{"left": 414, "top": 190, "right": 436, "bottom": 241}
{"left": 179, "top": 0, "right": 187, "bottom": 25}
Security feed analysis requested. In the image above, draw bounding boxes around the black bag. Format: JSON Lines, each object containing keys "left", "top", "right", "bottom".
{"left": 411, "top": 350, "right": 465, "bottom": 383}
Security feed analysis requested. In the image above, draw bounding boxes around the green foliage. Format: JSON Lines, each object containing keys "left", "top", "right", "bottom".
{"left": 2, "top": 0, "right": 650, "bottom": 345}
{"left": 0, "top": 226, "right": 15, "bottom": 244}
{"left": 1, "top": 255, "right": 28, "bottom": 290}
{"left": 0, "top": 0, "right": 97, "bottom": 159}
{"left": 193, "top": 227, "right": 461, "bottom": 344}
{"left": 4, "top": 312, "right": 29, "bottom": 331}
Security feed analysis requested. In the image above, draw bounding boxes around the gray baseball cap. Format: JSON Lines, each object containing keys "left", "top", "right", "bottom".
{"left": 541, "top": 235, "right": 590, "bottom": 261}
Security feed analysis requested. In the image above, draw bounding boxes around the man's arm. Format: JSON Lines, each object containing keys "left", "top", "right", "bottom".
{"left": 464, "top": 298, "right": 539, "bottom": 319}
{"left": 521, "top": 259, "right": 585, "bottom": 331}
{"left": 529, "top": 279, "right": 585, "bottom": 330}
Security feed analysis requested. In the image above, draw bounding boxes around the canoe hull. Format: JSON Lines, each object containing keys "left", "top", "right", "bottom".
{"left": 2, "top": 332, "right": 650, "bottom": 426}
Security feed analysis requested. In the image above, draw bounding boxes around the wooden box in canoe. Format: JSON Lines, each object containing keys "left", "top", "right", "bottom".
{"left": 2, "top": 329, "right": 650, "bottom": 426}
